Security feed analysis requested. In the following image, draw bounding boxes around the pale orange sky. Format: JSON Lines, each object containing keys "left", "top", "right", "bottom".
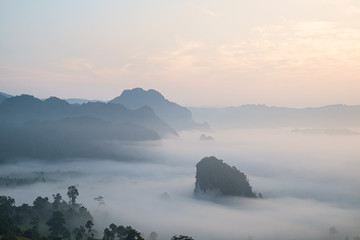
{"left": 0, "top": 0, "right": 359, "bottom": 107}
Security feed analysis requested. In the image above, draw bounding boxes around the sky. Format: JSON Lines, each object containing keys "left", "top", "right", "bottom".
{"left": 1, "top": 0, "right": 360, "bottom": 107}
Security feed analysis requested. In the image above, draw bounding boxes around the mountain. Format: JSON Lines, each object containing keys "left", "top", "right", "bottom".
{"left": 0, "top": 95, "right": 176, "bottom": 160}
{"left": 190, "top": 104, "right": 360, "bottom": 129}
{"left": 109, "top": 88, "right": 207, "bottom": 131}
{"left": 194, "top": 156, "right": 256, "bottom": 198}
{"left": 0, "top": 92, "right": 12, "bottom": 103}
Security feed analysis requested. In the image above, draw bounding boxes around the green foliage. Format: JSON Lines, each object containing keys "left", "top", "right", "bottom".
{"left": 33, "top": 197, "right": 52, "bottom": 221}
{"left": 103, "top": 224, "right": 144, "bottom": 240}
{"left": 46, "top": 211, "right": 70, "bottom": 240}
{"left": 52, "top": 193, "right": 62, "bottom": 209}
{"left": 73, "top": 226, "right": 85, "bottom": 240}
{"left": 0, "top": 185, "right": 93, "bottom": 240}
{"left": 0, "top": 196, "right": 15, "bottom": 217}
{"left": 0, "top": 196, "right": 18, "bottom": 235}
{"left": 85, "top": 220, "right": 95, "bottom": 240}
{"left": 2, "top": 184, "right": 197, "bottom": 240}
{"left": 67, "top": 186, "right": 79, "bottom": 205}
{"left": 194, "top": 156, "right": 256, "bottom": 197}
{"left": 23, "top": 218, "right": 40, "bottom": 240}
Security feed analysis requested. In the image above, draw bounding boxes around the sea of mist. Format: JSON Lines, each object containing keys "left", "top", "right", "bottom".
{"left": 1, "top": 128, "right": 360, "bottom": 240}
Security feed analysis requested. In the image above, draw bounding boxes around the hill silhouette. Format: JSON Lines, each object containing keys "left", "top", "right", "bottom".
{"left": 109, "top": 88, "right": 207, "bottom": 131}
{"left": 0, "top": 95, "right": 176, "bottom": 160}
{"left": 194, "top": 156, "right": 256, "bottom": 198}
{"left": 190, "top": 104, "right": 360, "bottom": 128}
{"left": 0, "top": 92, "right": 12, "bottom": 103}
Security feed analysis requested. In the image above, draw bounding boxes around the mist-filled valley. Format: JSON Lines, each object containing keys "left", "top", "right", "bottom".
{"left": 2, "top": 0, "right": 360, "bottom": 239}
{"left": 1, "top": 124, "right": 360, "bottom": 240}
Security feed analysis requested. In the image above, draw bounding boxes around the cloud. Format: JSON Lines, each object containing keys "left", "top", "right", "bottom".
{"left": 147, "top": 21, "right": 360, "bottom": 79}
{"left": 217, "top": 21, "right": 360, "bottom": 77}
{"left": 147, "top": 39, "right": 207, "bottom": 74}
{"left": 1, "top": 129, "right": 360, "bottom": 239}
{"left": 190, "top": 4, "right": 218, "bottom": 18}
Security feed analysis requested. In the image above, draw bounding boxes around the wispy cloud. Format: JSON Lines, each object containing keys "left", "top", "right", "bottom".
{"left": 148, "top": 21, "right": 360, "bottom": 80}
{"left": 216, "top": 21, "right": 360, "bottom": 81}
{"left": 190, "top": 4, "right": 218, "bottom": 18}
{"left": 148, "top": 39, "right": 207, "bottom": 74}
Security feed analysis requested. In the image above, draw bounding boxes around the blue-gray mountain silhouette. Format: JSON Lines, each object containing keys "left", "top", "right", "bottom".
{"left": 0, "top": 92, "right": 12, "bottom": 103}
{"left": 109, "top": 88, "right": 207, "bottom": 131}
{"left": 0, "top": 95, "right": 176, "bottom": 160}
{"left": 190, "top": 104, "right": 360, "bottom": 128}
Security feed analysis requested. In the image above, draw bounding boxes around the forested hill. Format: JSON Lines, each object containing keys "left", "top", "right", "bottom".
{"left": 194, "top": 156, "right": 257, "bottom": 198}
{"left": 0, "top": 95, "right": 176, "bottom": 161}
{"left": 109, "top": 88, "right": 208, "bottom": 131}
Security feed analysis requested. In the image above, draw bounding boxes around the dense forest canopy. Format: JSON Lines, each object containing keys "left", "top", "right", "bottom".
{"left": 0, "top": 186, "right": 195, "bottom": 240}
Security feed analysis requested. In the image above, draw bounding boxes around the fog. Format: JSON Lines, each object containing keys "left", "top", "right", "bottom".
{"left": 1, "top": 129, "right": 360, "bottom": 240}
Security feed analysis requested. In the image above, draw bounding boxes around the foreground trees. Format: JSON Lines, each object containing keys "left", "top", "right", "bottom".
{"left": 47, "top": 211, "right": 70, "bottom": 240}
{"left": 103, "top": 224, "right": 144, "bottom": 240}
{"left": 0, "top": 186, "right": 92, "bottom": 240}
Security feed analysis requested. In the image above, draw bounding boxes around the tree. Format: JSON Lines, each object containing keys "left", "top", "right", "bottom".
{"left": 329, "top": 226, "right": 337, "bottom": 240}
{"left": 33, "top": 196, "right": 50, "bottom": 211}
{"left": 30, "top": 217, "right": 40, "bottom": 240}
{"left": 67, "top": 186, "right": 79, "bottom": 205}
{"left": 94, "top": 196, "right": 105, "bottom": 207}
{"left": 47, "top": 210, "right": 70, "bottom": 240}
{"left": 0, "top": 196, "right": 17, "bottom": 235}
{"left": 53, "top": 193, "right": 62, "bottom": 209}
{"left": 149, "top": 232, "right": 158, "bottom": 240}
{"left": 117, "top": 225, "right": 144, "bottom": 240}
{"left": 0, "top": 196, "right": 15, "bottom": 217}
{"left": 24, "top": 218, "right": 40, "bottom": 240}
{"left": 73, "top": 226, "right": 86, "bottom": 240}
{"left": 103, "top": 228, "right": 113, "bottom": 240}
{"left": 103, "top": 224, "right": 144, "bottom": 240}
{"left": 85, "top": 220, "right": 95, "bottom": 240}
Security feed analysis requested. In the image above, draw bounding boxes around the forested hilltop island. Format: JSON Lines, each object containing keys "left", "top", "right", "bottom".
{"left": 194, "top": 156, "right": 258, "bottom": 198}
{"left": 0, "top": 186, "right": 195, "bottom": 240}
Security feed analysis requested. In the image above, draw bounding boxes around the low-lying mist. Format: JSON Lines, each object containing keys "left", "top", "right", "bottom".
{"left": 1, "top": 129, "right": 360, "bottom": 240}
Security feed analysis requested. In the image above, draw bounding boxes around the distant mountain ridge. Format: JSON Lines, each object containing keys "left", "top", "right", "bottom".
{"left": 109, "top": 88, "right": 207, "bottom": 131}
{"left": 0, "top": 94, "right": 175, "bottom": 136}
{"left": 0, "top": 94, "right": 176, "bottom": 160}
{"left": 0, "top": 92, "right": 12, "bottom": 103}
{"left": 190, "top": 104, "right": 360, "bottom": 128}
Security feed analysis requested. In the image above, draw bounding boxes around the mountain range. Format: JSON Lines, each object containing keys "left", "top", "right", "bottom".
{"left": 190, "top": 104, "right": 360, "bottom": 129}
{"left": 0, "top": 94, "right": 176, "bottom": 160}
{"left": 0, "top": 92, "right": 12, "bottom": 103}
{"left": 2, "top": 88, "right": 360, "bottom": 160}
